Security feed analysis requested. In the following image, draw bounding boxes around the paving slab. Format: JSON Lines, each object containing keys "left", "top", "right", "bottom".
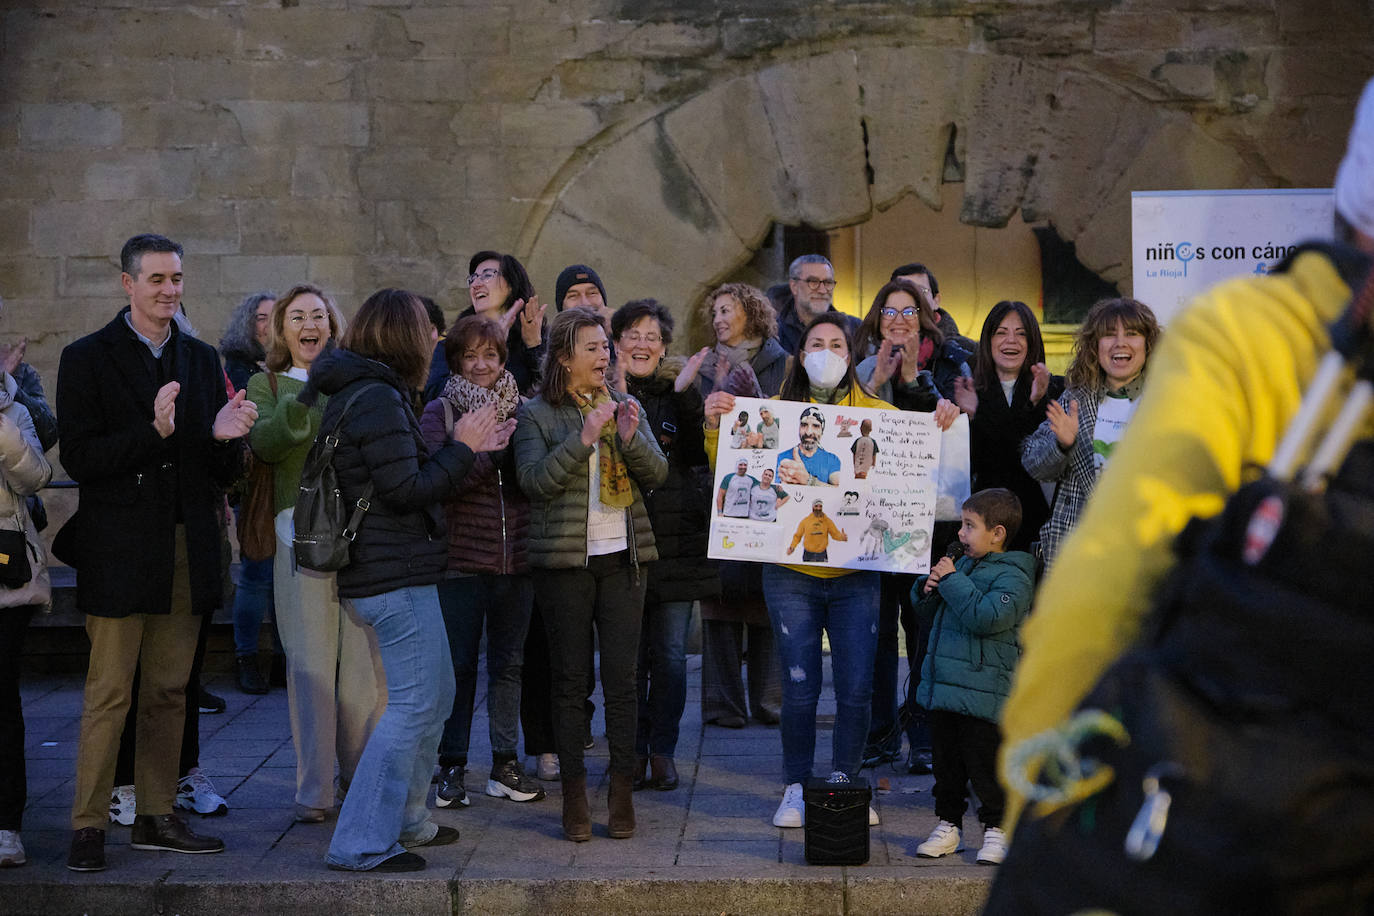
{"left": 2, "top": 655, "right": 993, "bottom": 914}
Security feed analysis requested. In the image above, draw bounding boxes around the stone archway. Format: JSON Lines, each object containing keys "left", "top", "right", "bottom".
{"left": 521, "top": 45, "right": 1264, "bottom": 335}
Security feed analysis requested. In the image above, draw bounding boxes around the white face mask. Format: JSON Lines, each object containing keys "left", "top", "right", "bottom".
{"left": 803, "top": 348, "right": 848, "bottom": 389}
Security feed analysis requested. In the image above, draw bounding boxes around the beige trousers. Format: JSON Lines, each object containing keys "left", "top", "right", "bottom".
{"left": 273, "top": 510, "right": 385, "bottom": 810}
{"left": 71, "top": 529, "right": 199, "bottom": 830}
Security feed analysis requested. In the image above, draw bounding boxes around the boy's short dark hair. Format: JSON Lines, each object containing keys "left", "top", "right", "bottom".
{"left": 963, "top": 488, "right": 1022, "bottom": 545}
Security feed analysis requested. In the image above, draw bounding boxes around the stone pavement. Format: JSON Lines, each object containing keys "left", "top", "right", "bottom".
{"left": 1, "top": 655, "right": 993, "bottom": 915}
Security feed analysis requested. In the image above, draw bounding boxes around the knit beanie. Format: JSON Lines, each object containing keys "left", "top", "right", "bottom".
{"left": 1335, "top": 77, "right": 1374, "bottom": 240}
{"left": 554, "top": 264, "right": 607, "bottom": 311}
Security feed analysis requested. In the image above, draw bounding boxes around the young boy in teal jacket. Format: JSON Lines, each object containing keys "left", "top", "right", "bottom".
{"left": 911, "top": 488, "right": 1035, "bottom": 866}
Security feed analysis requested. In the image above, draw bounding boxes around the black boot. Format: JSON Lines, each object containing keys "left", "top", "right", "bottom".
{"left": 236, "top": 655, "right": 268, "bottom": 695}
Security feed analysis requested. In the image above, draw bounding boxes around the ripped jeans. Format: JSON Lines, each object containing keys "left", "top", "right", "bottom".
{"left": 761, "top": 566, "right": 881, "bottom": 785}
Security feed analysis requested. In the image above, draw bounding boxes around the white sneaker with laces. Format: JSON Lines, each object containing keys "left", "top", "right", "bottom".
{"left": 916, "top": 819, "right": 963, "bottom": 858}
{"left": 109, "top": 784, "right": 136, "bottom": 826}
{"left": 772, "top": 782, "right": 805, "bottom": 828}
{"left": 175, "top": 768, "right": 228, "bottom": 816}
{"left": 869, "top": 806, "right": 880, "bottom": 826}
{"left": 976, "top": 826, "right": 1007, "bottom": 865}
{"left": 0, "top": 829, "right": 25, "bottom": 867}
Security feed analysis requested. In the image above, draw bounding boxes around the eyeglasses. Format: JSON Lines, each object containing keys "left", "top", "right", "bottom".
{"left": 287, "top": 311, "right": 329, "bottom": 325}
{"left": 619, "top": 332, "right": 662, "bottom": 345}
{"left": 792, "top": 276, "right": 836, "bottom": 292}
{"left": 468, "top": 268, "right": 501, "bottom": 285}
{"left": 881, "top": 307, "right": 919, "bottom": 320}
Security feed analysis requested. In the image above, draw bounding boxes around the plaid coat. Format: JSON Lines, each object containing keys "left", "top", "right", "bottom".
{"left": 1019, "top": 386, "right": 1106, "bottom": 569}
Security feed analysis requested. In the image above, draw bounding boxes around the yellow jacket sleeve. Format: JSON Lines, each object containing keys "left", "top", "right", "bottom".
{"left": 999, "top": 251, "right": 1357, "bottom": 833}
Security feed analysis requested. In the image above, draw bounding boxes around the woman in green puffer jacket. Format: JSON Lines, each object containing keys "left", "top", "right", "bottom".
{"left": 513, "top": 307, "right": 667, "bottom": 844}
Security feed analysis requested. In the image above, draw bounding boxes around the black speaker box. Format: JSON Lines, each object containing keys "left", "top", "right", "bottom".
{"left": 803, "top": 777, "right": 870, "bottom": 865}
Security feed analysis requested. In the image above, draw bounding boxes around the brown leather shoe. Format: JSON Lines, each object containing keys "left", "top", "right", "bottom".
{"left": 632, "top": 755, "right": 650, "bottom": 791}
{"left": 649, "top": 755, "right": 679, "bottom": 791}
{"left": 130, "top": 813, "right": 224, "bottom": 854}
{"left": 608, "top": 771, "right": 635, "bottom": 839}
{"left": 67, "top": 827, "right": 106, "bottom": 872}
{"left": 561, "top": 775, "right": 591, "bottom": 842}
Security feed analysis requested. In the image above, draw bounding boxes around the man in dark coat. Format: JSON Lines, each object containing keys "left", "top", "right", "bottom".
{"left": 59, "top": 234, "right": 257, "bottom": 872}
{"left": 769, "top": 255, "right": 861, "bottom": 355}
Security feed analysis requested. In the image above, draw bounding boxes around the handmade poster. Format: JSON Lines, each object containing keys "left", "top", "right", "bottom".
{"left": 709, "top": 397, "right": 956, "bottom": 574}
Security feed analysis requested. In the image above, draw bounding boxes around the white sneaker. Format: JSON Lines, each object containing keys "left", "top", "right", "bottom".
{"left": 916, "top": 819, "right": 963, "bottom": 858}
{"left": 109, "top": 785, "right": 136, "bottom": 826}
{"left": 175, "top": 768, "right": 228, "bottom": 816}
{"left": 976, "top": 826, "right": 1007, "bottom": 865}
{"left": 535, "top": 753, "right": 560, "bottom": 781}
{"left": 0, "top": 829, "right": 25, "bottom": 867}
{"left": 772, "top": 782, "right": 805, "bottom": 828}
{"left": 869, "top": 806, "right": 880, "bottom": 826}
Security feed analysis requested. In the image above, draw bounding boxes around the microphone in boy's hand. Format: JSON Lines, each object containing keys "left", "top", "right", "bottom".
{"left": 945, "top": 541, "right": 964, "bottom": 561}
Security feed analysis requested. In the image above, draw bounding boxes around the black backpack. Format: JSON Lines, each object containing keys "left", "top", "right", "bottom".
{"left": 292, "top": 383, "right": 382, "bottom": 572}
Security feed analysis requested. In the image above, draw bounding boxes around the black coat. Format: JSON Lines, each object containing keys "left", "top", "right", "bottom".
{"left": 968, "top": 372, "right": 1066, "bottom": 553}
{"left": 310, "top": 347, "right": 475, "bottom": 599}
{"left": 626, "top": 358, "right": 720, "bottom": 603}
{"left": 56, "top": 309, "right": 244, "bottom": 617}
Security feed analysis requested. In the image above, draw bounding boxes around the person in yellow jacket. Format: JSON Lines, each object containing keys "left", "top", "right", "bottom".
{"left": 704, "top": 312, "right": 959, "bottom": 830}
{"left": 999, "top": 75, "right": 1374, "bottom": 836}
{"left": 787, "top": 499, "right": 847, "bottom": 561}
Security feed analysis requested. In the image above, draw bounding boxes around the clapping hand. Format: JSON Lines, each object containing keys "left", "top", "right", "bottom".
{"left": 580, "top": 399, "right": 618, "bottom": 447}
{"left": 213, "top": 389, "right": 258, "bottom": 441}
{"left": 676, "top": 347, "right": 711, "bottom": 393}
{"left": 616, "top": 398, "right": 641, "bottom": 442}
{"left": 0, "top": 338, "right": 26, "bottom": 377}
{"left": 1046, "top": 397, "right": 1079, "bottom": 449}
{"left": 952, "top": 377, "right": 977, "bottom": 416}
{"left": 1030, "top": 362, "right": 1051, "bottom": 404}
{"left": 153, "top": 381, "right": 179, "bottom": 438}
{"left": 453, "top": 403, "right": 501, "bottom": 452}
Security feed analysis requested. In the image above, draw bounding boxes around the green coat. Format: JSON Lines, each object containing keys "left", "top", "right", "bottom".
{"left": 914, "top": 550, "right": 1035, "bottom": 724}
{"left": 513, "top": 390, "right": 668, "bottom": 570}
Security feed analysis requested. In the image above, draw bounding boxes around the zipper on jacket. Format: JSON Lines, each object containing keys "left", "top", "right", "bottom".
{"left": 497, "top": 466, "right": 509, "bottom": 576}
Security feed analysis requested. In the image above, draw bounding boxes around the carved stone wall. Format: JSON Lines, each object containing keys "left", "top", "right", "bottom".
{"left": 2, "top": 0, "right": 1369, "bottom": 385}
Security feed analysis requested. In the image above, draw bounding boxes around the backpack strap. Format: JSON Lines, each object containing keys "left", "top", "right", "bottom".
{"left": 325, "top": 383, "right": 385, "bottom": 541}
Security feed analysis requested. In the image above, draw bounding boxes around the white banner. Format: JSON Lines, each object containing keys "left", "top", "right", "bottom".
{"left": 1131, "top": 188, "right": 1334, "bottom": 324}
{"left": 707, "top": 397, "right": 960, "bottom": 574}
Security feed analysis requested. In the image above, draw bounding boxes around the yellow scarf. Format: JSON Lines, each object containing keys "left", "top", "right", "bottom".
{"left": 575, "top": 390, "right": 633, "bottom": 509}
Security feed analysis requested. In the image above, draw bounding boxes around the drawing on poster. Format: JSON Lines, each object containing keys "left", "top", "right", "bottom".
{"left": 708, "top": 397, "right": 948, "bottom": 574}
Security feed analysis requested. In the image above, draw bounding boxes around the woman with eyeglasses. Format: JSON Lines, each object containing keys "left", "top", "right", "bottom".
{"left": 459, "top": 251, "right": 548, "bottom": 396}
{"left": 609, "top": 300, "right": 718, "bottom": 793}
{"left": 854, "top": 280, "right": 973, "bottom": 408}
{"left": 852, "top": 279, "right": 969, "bottom": 774}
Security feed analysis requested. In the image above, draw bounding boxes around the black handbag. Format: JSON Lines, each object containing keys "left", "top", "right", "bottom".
{"left": 0, "top": 527, "right": 33, "bottom": 588}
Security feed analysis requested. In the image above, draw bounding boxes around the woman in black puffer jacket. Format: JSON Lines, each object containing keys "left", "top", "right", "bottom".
{"left": 306, "top": 289, "right": 511, "bottom": 873}
{"left": 611, "top": 300, "right": 719, "bottom": 794}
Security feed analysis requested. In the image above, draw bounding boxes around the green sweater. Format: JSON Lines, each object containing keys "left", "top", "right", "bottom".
{"left": 247, "top": 371, "right": 327, "bottom": 514}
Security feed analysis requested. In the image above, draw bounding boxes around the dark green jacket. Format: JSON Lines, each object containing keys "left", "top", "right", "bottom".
{"left": 513, "top": 389, "right": 668, "bottom": 569}
{"left": 913, "top": 550, "right": 1035, "bottom": 724}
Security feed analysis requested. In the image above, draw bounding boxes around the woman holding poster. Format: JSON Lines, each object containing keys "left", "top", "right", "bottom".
{"left": 705, "top": 313, "right": 950, "bottom": 829}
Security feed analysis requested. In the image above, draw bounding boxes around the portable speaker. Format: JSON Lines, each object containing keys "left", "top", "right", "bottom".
{"left": 803, "top": 777, "right": 871, "bottom": 865}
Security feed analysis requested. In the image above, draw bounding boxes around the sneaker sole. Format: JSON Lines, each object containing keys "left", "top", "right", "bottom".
{"left": 916, "top": 846, "right": 963, "bottom": 858}
{"left": 434, "top": 793, "right": 470, "bottom": 808}
{"left": 129, "top": 842, "right": 225, "bottom": 854}
{"left": 0, "top": 857, "right": 26, "bottom": 868}
{"left": 485, "top": 779, "right": 544, "bottom": 802}
{"left": 772, "top": 813, "right": 803, "bottom": 828}
{"left": 66, "top": 862, "right": 106, "bottom": 872}
{"left": 175, "top": 801, "right": 228, "bottom": 817}
{"left": 108, "top": 816, "right": 135, "bottom": 827}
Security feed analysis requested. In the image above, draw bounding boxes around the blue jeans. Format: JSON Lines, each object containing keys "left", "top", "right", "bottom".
{"left": 326, "top": 585, "right": 454, "bottom": 870}
{"left": 761, "top": 566, "right": 880, "bottom": 785}
{"left": 436, "top": 573, "right": 534, "bottom": 767}
{"left": 232, "top": 553, "right": 276, "bottom": 657}
{"left": 636, "top": 598, "right": 693, "bottom": 758}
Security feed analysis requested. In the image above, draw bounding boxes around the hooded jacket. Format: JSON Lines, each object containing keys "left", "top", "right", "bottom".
{"left": 914, "top": 549, "right": 1035, "bottom": 724}
{"left": 309, "top": 347, "right": 474, "bottom": 599}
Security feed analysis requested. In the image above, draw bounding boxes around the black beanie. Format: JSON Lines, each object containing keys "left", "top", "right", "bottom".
{"left": 554, "top": 264, "right": 607, "bottom": 311}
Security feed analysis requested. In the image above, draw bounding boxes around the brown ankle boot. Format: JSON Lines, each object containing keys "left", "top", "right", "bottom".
{"left": 561, "top": 775, "right": 591, "bottom": 842}
{"left": 608, "top": 771, "right": 636, "bottom": 839}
